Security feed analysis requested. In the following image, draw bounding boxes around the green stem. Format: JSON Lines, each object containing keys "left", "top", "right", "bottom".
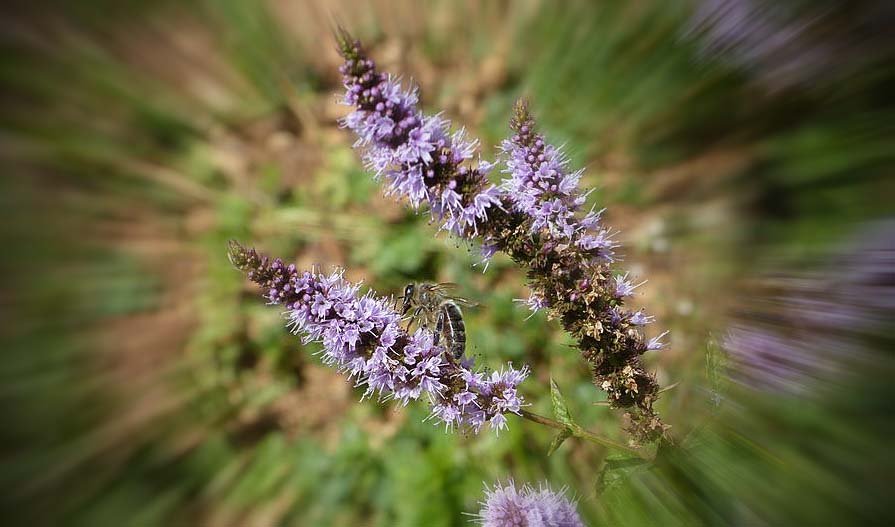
{"left": 518, "top": 409, "right": 644, "bottom": 457}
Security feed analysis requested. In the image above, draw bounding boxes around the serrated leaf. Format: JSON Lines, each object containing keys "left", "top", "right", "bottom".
{"left": 547, "top": 427, "right": 573, "bottom": 456}
{"left": 550, "top": 378, "right": 575, "bottom": 427}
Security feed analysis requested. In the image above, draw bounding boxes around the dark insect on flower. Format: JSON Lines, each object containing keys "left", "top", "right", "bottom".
{"left": 401, "top": 282, "right": 475, "bottom": 360}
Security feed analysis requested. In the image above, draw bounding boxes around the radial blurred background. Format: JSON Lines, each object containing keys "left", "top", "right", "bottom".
{"left": 1, "top": 1, "right": 893, "bottom": 525}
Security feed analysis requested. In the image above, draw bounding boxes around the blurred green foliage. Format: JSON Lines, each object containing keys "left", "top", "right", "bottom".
{"left": 1, "top": 1, "right": 893, "bottom": 526}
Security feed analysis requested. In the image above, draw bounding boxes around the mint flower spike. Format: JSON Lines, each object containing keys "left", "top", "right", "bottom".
{"left": 474, "top": 479, "right": 584, "bottom": 527}
{"left": 499, "top": 99, "right": 602, "bottom": 247}
{"left": 499, "top": 102, "right": 669, "bottom": 442}
{"left": 336, "top": 32, "right": 669, "bottom": 443}
{"left": 336, "top": 32, "right": 502, "bottom": 239}
{"left": 228, "top": 241, "right": 528, "bottom": 434}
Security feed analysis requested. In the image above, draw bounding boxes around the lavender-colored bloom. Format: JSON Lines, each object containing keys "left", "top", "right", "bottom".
{"left": 228, "top": 241, "right": 528, "bottom": 434}
{"left": 474, "top": 480, "right": 584, "bottom": 527}
{"left": 576, "top": 226, "right": 618, "bottom": 258}
{"left": 629, "top": 309, "right": 655, "bottom": 326}
{"left": 499, "top": 131, "right": 586, "bottom": 241}
{"left": 646, "top": 331, "right": 669, "bottom": 351}
{"left": 337, "top": 34, "right": 501, "bottom": 239}
{"left": 498, "top": 110, "right": 615, "bottom": 264}
{"left": 514, "top": 292, "right": 548, "bottom": 319}
{"left": 433, "top": 365, "right": 528, "bottom": 434}
{"left": 612, "top": 273, "right": 645, "bottom": 299}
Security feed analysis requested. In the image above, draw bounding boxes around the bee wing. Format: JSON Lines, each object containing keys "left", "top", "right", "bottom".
{"left": 429, "top": 283, "right": 478, "bottom": 307}
{"left": 446, "top": 296, "right": 479, "bottom": 308}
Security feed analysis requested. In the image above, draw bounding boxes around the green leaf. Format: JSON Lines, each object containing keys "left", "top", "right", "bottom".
{"left": 596, "top": 455, "right": 652, "bottom": 494}
{"left": 550, "top": 378, "right": 575, "bottom": 427}
{"left": 547, "top": 427, "right": 573, "bottom": 456}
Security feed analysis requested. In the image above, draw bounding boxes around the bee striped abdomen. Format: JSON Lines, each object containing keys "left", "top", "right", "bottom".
{"left": 441, "top": 301, "right": 466, "bottom": 359}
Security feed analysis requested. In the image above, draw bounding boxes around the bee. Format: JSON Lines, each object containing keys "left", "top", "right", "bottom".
{"left": 400, "top": 282, "right": 475, "bottom": 359}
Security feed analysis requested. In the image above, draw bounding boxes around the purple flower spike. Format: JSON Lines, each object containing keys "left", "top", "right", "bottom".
{"left": 337, "top": 33, "right": 501, "bottom": 240}
{"left": 228, "top": 241, "right": 528, "bottom": 434}
{"left": 475, "top": 480, "right": 584, "bottom": 527}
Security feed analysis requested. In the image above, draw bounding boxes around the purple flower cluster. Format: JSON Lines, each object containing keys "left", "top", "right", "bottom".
{"left": 496, "top": 101, "right": 617, "bottom": 262}
{"left": 475, "top": 480, "right": 583, "bottom": 527}
{"left": 493, "top": 101, "right": 673, "bottom": 384}
{"left": 336, "top": 31, "right": 670, "bottom": 443}
{"left": 497, "top": 103, "right": 667, "bottom": 348}
{"left": 228, "top": 241, "right": 528, "bottom": 433}
{"left": 337, "top": 33, "right": 502, "bottom": 238}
